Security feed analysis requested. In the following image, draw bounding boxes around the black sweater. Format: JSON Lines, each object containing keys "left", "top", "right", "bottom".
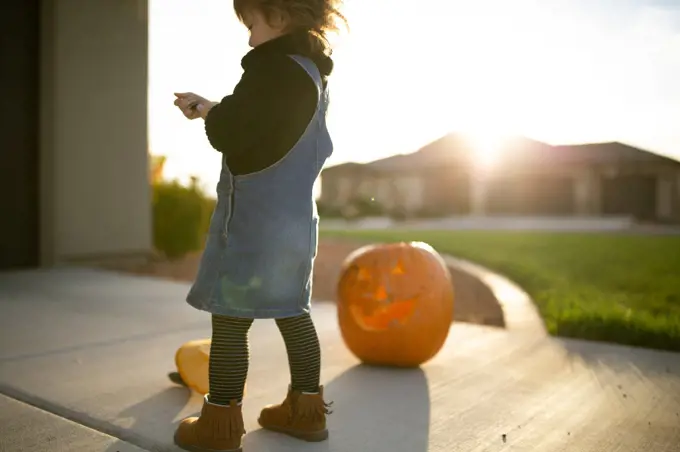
{"left": 204, "top": 32, "right": 334, "bottom": 175}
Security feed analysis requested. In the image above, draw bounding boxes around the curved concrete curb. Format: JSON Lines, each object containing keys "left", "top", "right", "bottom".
{"left": 443, "top": 254, "right": 546, "bottom": 336}
{"left": 442, "top": 259, "right": 506, "bottom": 328}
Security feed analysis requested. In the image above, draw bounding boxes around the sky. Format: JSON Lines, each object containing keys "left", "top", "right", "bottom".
{"left": 148, "top": 0, "right": 680, "bottom": 191}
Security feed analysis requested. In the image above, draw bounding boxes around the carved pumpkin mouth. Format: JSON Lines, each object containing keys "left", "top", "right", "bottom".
{"left": 350, "top": 298, "right": 417, "bottom": 331}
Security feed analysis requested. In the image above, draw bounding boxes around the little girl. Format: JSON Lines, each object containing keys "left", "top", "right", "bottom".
{"left": 171, "top": 1, "right": 345, "bottom": 451}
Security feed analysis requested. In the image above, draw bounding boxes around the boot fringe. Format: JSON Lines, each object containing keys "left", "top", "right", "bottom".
{"left": 204, "top": 399, "right": 246, "bottom": 437}
{"left": 294, "top": 394, "right": 333, "bottom": 422}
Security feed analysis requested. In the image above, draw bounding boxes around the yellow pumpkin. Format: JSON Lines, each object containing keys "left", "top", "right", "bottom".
{"left": 175, "top": 339, "right": 212, "bottom": 395}
{"left": 337, "top": 241, "right": 454, "bottom": 367}
{"left": 173, "top": 339, "right": 247, "bottom": 396}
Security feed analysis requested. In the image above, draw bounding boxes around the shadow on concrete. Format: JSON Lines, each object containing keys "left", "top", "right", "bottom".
{"left": 103, "top": 386, "right": 190, "bottom": 452}
{"left": 244, "top": 364, "right": 431, "bottom": 451}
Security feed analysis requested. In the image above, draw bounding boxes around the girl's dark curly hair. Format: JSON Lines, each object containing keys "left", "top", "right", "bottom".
{"left": 233, "top": 0, "right": 348, "bottom": 55}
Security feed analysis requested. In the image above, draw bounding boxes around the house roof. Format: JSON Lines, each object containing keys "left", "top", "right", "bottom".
{"left": 323, "top": 133, "right": 678, "bottom": 175}
{"left": 551, "top": 142, "right": 680, "bottom": 165}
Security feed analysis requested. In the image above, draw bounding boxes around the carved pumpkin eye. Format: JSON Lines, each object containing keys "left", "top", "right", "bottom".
{"left": 356, "top": 266, "right": 373, "bottom": 282}
{"left": 337, "top": 242, "right": 455, "bottom": 368}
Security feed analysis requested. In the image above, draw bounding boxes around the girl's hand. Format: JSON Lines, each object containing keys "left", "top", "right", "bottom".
{"left": 174, "top": 92, "right": 215, "bottom": 120}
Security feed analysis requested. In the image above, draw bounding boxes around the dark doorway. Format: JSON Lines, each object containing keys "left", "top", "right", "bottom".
{"left": 0, "top": 0, "right": 41, "bottom": 269}
{"left": 601, "top": 175, "right": 657, "bottom": 221}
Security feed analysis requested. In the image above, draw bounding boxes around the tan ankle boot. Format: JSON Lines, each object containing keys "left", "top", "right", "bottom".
{"left": 174, "top": 395, "right": 245, "bottom": 452}
{"left": 258, "top": 385, "right": 332, "bottom": 442}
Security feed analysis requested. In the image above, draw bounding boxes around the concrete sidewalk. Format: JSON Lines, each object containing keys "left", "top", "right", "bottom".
{"left": 1, "top": 268, "right": 679, "bottom": 452}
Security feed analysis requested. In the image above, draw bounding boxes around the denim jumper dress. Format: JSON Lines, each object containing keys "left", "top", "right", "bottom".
{"left": 186, "top": 55, "right": 332, "bottom": 319}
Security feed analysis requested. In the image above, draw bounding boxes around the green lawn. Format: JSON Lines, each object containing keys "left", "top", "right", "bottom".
{"left": 321, "top": 229, "right": 680, "bottom": 351}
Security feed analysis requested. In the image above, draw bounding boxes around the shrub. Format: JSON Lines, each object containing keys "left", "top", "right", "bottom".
{"left": 387, "top": 206, "right": 409, "bottom": 222}
{"left": 341, "top": 196, "right": 384, "bottom": 220}
{"left": 316, "top": 200, "right": 343, "bottom": 218}
{"left": 152, "top": 179, "right": 214, "bottom": 260}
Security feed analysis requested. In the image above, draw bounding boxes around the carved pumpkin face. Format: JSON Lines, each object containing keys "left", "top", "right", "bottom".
{"left": 337, "top": 242, "right": 455, "bottom": 367}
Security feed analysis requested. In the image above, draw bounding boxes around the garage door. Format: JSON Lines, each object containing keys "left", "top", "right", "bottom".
{"left": 601, "top": 175, "right": 657, "bottom": 221}
{"left": 486, "top": 175, "right": 576, "bottom": 215}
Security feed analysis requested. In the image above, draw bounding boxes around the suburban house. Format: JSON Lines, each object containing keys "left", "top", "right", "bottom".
{"left": 319, "top": 133, "right": 680, "bottom": 223}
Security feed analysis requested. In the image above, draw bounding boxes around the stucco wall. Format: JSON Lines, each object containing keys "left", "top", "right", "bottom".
{"left": 40, "top": 0, "right": 151, "bottom": 264}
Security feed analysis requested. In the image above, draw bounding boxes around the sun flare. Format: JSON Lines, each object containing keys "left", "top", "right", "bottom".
{"left": 461, "top": 129, "right": 507, "bottom": 170}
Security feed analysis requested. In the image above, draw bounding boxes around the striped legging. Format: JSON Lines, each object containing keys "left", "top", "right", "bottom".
{"left": 208, "top": 313, "right": 321, "bottom": 405}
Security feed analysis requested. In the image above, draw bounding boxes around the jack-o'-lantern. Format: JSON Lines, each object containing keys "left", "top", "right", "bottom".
{"left": 337, "top": 242, "right": 454, "bottom": 367}
{"left": 171, "top": 339, "right": 248, "bottom": 396}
